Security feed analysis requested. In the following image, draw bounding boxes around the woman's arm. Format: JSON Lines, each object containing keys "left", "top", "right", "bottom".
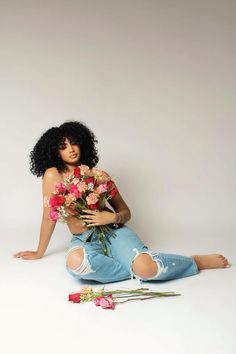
{"left": 107, "top": 190, "right": 131, "bottom": 225}
{"left": 13, "top": 168, "right": 62, "bottom": 260}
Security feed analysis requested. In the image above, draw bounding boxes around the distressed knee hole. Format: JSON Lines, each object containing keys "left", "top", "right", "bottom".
{"left": 132, "top": 253, "right": 158, "bottom": 279}
{"left": 66, "top": 247, "right": 95, "bottom": 276}
{"left": 66, "top": 247, "right": 84, "bottom": 270}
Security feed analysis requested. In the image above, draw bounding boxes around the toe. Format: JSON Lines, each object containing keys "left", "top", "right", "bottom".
{"left": 223, "top": 258, "right": 229, "bottom": 267}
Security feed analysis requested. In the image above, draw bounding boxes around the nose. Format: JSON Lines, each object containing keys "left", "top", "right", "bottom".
{"left": 68, "top": 143, "right": 75, "bottom": 152}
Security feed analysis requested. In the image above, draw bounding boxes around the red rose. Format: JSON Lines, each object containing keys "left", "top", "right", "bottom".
{"left": 107, "top": 180, "right": 114, "bottom": 188}
{"left": 109, "top": 188, "right": 118, "bottom": 198}
{"left": 68, "top": 293, "right": 81, "bottom": 303}
{"left": 85, "top": 177, "right": 95, "bottom": 185}
{"left": 49, "top": 195, "right": 65, "bottom": 208}
{"left": 74, "top": 167, "right": 81, "bottom": 178}
{"left": 88, "top": 203, "right": 99, "bottom": 210}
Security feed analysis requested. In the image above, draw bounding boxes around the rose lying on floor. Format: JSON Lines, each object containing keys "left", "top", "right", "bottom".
{"left": 68, "top": 293, "right": 81, "bottom": 303}
{"left": 68, "top": 286, "right": 180, "bottom": 310}
{"left": 94, "top": 294, "right": 115, "bottom": 309}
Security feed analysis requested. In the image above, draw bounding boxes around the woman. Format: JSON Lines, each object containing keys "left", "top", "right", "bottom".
{"left": 14, "top": 121, "right": 229, "bottom": 284}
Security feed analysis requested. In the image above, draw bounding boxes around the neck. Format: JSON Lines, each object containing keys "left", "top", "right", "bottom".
{"left": 65, "top": 162, "right": 80, "bottom": 173}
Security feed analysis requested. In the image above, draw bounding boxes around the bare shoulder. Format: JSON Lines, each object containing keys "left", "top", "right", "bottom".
{"left": 43, "top": 167, "right": 62, "bottom": 181}
{"left": 43, "top": 168, "right": 63, "bottom": 190}
{"left": 42, "top": 168, "right": 63, "bottom": 197}
{"left": 100, "top": 170, "right": 111, "bottom": 179}
{"left": 92, "top": 167, "right": 111, "bottom": 182}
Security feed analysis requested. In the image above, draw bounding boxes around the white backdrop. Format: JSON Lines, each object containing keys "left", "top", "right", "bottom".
{"left": 0, "top": 0, "right": 235, "bottom": 251}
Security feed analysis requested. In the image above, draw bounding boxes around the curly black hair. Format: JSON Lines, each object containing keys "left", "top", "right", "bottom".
{"left": 30, "top": 121, "right": 99, "bottom": 177}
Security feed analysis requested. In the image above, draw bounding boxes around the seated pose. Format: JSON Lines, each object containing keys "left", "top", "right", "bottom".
{"left": 14, "top": 121, "right": 229, "bottom": 284}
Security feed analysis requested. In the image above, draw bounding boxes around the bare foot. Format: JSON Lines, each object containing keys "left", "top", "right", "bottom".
{"left": 192, "top": 254, "right": 230, "bottom": 270}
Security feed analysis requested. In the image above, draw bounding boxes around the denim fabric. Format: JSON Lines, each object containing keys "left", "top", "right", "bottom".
{"left": 65, "top": 225, "right": 198, "bottom": 284}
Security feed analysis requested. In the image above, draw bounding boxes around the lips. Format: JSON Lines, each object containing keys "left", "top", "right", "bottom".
{"left": 70, "top": 154, "right": 78, "bottom": 158}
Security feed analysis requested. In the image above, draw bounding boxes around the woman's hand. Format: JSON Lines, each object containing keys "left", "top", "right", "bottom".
{"left": 13, "top": 251, "right": 43, "bottom": 260}
{"left": 80, "top": 209, "right": 116, "bottom": 227}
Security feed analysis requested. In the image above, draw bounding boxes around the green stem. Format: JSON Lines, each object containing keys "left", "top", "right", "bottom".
{"left": 96, "top": 289, "right": 181, "bottom": 297}
{"left": 115, "top": 296, "right": 162, "bottom": 303}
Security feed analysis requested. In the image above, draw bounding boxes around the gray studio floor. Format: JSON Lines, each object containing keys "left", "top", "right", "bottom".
{"left": 2, "top": 225, "right": 235, "bottom": 354}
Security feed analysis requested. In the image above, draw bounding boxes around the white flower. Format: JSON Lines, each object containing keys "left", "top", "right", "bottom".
{"left": 87, "top": 182, "right": 94, "bottom": 191}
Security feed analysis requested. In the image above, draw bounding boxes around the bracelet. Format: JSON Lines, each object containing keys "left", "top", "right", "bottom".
{"left": 112, "top": 212, "right": 123, "bottom": 229}
{"left": 115, "top": 212, "right": 122, "bottom": 224}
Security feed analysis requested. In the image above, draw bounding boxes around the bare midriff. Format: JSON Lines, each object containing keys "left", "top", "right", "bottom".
{"left": 66, "top": 216, "right": 88, "bottom": 235}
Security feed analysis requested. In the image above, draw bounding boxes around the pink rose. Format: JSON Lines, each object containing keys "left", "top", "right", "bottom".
{"left": 49, "top": 210, "right": 59, "bottom": 221}
{"left": 86, "top": 192, "right": 99, "bottom": 205}
{"left": 94, "top": 297, "right": 103, "bottom": 306}
{"left": 96, "top": 295, "right": 115, "bottom": 310}
{"left": 97, "top": 183, "right": 108, "bottom": 193}
{"left": 77, "top": 181, "right": 87, "bottom": 193}
{"left": 55, "top": 182, "right": 66, "bottom": 194}
{"left": 65, "top": 193, "right": 76, "bottom": 206}
{"left": 68, "top": 185, "right": 81, "bottom": 199}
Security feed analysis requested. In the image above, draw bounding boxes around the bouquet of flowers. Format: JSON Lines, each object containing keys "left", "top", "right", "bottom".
{"left": 68, "top": 286, "right": 181, "bottom": 310}
{"left": 48, "top": 164, "right": 119, "bottom": 256}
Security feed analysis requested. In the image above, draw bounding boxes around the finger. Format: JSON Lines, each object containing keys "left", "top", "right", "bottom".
{"left": 82, "top": 209, "right": 98, "bottom": 215}
{"left": 87, "top": 220, "right": 99, "bottom": 225}
{"left": 81, "top": 215, "right": 96, "bottom": 220}
{"left": 13, "top": 251, "right": 24, "bottom": 256}
{"left": 87, "top": 223, "right": 99, "bottom": 227}
{"left": 13, "top": 253, "right": 24, "bottom": 257}
{"left": 14, "top": 252, "right": 29, "bottom": 258}
{"left": 82, "top": 209, "right": 93, "bottom": 214}
{"left": 19, "top": 254, "right": 28, "bottom": 258}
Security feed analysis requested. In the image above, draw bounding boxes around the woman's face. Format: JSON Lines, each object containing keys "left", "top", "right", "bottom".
{"left": 58, "top": 137, "right": 81, "bottom": 165}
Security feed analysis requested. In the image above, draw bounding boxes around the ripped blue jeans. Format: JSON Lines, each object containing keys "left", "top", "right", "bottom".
{"left": 65, "top": 225, "right": 198, "bottom": 285}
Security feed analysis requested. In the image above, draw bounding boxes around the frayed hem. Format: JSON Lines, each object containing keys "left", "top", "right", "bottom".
{"left": 130, "top": 248, "right": 169, "bottom": 285}
{"left": 66, "top": 246, "right": 96, "bottom": 276}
